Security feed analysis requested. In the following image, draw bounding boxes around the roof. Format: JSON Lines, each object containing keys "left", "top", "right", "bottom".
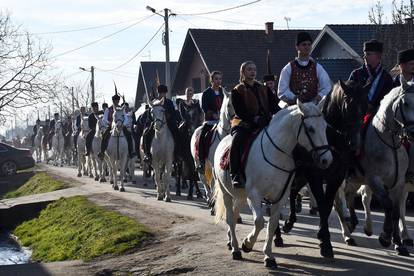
{"left": 317, "top": 58, "right": 361, "bottom": 82}
{"left": 173, "top": 28, "right": 320, "bottom": 91}
{"left": 135, "top": 61, "right": 177, "bottom": 106}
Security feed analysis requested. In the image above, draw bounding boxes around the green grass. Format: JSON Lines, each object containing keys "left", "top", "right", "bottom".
{"left": 13, "top": 196, "right": 152, "bottom": 262}
{"left": 3, "top": 172, "right": 69, "bottom": 199}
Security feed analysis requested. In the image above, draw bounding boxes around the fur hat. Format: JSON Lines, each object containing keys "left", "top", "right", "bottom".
{"left": 398, "top": 48, "right": 414, "bottom": 64}
{"left": 263, "top": 74, "right": 276, "bottom": 82}
{"left": 363, "top": 39, "right": 383, "bottom": 53}
{"left": 157, "top": 84, "right": 168, "bottom": 94}
{"left": 296, "top": 32, "right": 313, "bottom": 45}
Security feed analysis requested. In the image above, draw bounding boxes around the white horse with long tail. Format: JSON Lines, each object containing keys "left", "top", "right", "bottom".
{"left": 52, "top": 121, "right": 65, "bottom": 166}
{"left": 151, "top": 99, "right": 174, "bottom": 202}
{"left": 105, "top": 107, "right": 129, "bottom": 191}
{"left": 214, "top": 100, "right": 332, "bottom": 269}
{"left": 77, "top": 116, "right": 91, "bottom": 177}
{"left": 91, "top": 115, "right": 109, "bottom": 182}
{"left": 34, "top": 126, "right": 44, "bottom": 162}
{"left": 190, "top": 90, "right": 234, "bottom": 206}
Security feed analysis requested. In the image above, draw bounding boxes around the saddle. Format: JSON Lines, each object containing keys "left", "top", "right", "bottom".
{"left": 195, "top": 125, "right": 217, "bottom": 160}
{"left": 220, "top": 129, "right": 262, "bottom": 171}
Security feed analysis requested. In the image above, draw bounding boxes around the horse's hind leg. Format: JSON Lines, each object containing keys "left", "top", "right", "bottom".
{"left": 334, "top": 180, "right": 354, "bottom": 245}
{"left": 283, "top": 176, "right": 305, "bottom": 233}
{"left": 389, "top": 187, "right": 410, "bottom": 256}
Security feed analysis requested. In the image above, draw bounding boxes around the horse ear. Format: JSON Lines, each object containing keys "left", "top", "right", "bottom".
{"left": 317, "top": 96, "right": 326, "bottom": 111}
{"left": 296, "top": 98, "right": 305, "bottom": 115}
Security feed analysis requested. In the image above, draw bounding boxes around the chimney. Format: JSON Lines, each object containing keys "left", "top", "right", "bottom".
{"left": 265, "top": 22, "right": 274, "bottom": 43}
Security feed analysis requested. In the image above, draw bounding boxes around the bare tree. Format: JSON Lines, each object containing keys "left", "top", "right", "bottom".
{"left": 0, "top": 11, "right": 56, "bottom": 123}
{"left": 368, "top": 0, "right": 385, "bottom": 25}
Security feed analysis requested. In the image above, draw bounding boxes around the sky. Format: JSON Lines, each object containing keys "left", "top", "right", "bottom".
{"left": 1, "top": 0, "right": 395, "bottom": 134}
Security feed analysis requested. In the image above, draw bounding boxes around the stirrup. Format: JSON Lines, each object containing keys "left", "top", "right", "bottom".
{"left": 197, "top": 163, "right": 205, "bottom": 173}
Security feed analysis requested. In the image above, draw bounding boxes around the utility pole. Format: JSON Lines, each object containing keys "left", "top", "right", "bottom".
{"left": 71, "top": 87, "right": 74, "bottom": 114}
{"left": 79, "top": 66, "right": 95, "bottom": 103}
{"left": 146, "top": 6, "right": 175, "bottom": 99}
{"left": 48, "top": 105, "right": 51, "bottom": 120}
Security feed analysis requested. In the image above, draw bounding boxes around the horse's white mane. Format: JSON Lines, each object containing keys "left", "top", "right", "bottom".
{"left": 271, "top": 102, "right": 320, "bottom": 123}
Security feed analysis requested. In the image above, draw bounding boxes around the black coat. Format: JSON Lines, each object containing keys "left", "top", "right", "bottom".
{"left": 201, "top": 87, "right": 224, "bottom": 120}
{"left": 88, "top": 113, "right": 97, "bottom": 131}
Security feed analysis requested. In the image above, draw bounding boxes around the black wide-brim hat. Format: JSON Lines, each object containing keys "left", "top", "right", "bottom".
{"left": 157, "top": 84, "right": 168, "bottom": 93}
{"left": 112, "top": 94, "right": 120, "bottom": 101}
{"left": 398, "top": 48, "right": 414, "bottom": 64}
{"left": 263, "top": 74, "right": 276, "bottom": 82}
{"left": 296, "top": 32, "right": 313, "bottom": 45}
{"left": 363, "top": 39, "right": 383, "bottom": 53}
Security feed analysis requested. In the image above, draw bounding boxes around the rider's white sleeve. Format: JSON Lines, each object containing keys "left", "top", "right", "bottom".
{"left": 123, "top": 111, "right": 130, "bottom": 126}
{"left": 103, "top": 109, "right": 109, "bottom": 125}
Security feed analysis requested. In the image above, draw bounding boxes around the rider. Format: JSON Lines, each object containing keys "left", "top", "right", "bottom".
{"left": 48, "top": 113, "right": 59, "bottom": 150}
{"left": 74, "top": 107, "right": 87, "bottom": 148}
{"left": 197, "top": 71, "right": 225, "bottom": 173}
{"left": 142, "top": 84, "right": 180, "bottom": 163}
{"left": 32, "top": 118, "right": 41, "bottom": 147}
{"left": 85, "top": 102, "right": 99, "bottom": 156}
{"left": 277, "top": 31, "right": 331, "bottom": 106}
{"left": 230, "top": 61, "right": 280, "bottom": 187}
{"left": 98, "top": 93, "right": 120, "bottom": 159}
{"left": 348, "top": 39, "right": 393, "bottom": 118}
{"left": 121, "top": 102, "right": 136, "bottom": 158}
{"left": 179, "top": 87, "right": 202, "bottom": 126}
{"left": 394, "top": 48, "right": 414, "bottom": 87}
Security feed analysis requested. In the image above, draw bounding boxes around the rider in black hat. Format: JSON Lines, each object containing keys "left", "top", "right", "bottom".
{"left": 48, "top": 112, "right": 59, "bottom": 150}
{"left": 85, "top": 102, "right": 99, "bottom": 156}
{"left": 98, "top": 92, "right": 121, "bottom": 159}
{"left": 394, "top": 48, "right": 414, "bottom": 87}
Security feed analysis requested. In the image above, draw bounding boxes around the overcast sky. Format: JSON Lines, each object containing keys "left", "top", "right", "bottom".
{"left": 1, "top": 0, "right": 395, "bottom": 133}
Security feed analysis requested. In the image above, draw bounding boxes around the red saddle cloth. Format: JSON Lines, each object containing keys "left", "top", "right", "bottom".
{"left": 219, "top": 129, "right": 262, "bottom": 171}
{"left": 195, "top": 126, "right": 216, "bottom": 161}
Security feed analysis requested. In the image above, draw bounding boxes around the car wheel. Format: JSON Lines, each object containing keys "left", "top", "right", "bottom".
{"left": 1, "top": 161, "right": 17, "bottom": 176}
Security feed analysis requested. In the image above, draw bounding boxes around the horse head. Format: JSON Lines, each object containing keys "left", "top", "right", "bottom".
{"left": 113, "top": 108, "right": 125, "bottom": 134}
{"left": 325, "top": 80, "right": 368, "bottom": 152}
{"left": 392, "top": 80, "right": 414, "bottom": 141}
{"left": 296, "top": 100, "right": 333, "bottom": 169}
{"left": 218, "top": 89, "right": 235, "bottom": 134}
{"left": 80, "top": 116, "right": 89, "bottom": 133}
{"left": 151, "top": 101, "right": 166, "bottom": 132}
{"left": 38, "top": 126, "right": 44, "bottom": 136}
{"left": 55, "top": 120, "right": 63, "bottom": 133}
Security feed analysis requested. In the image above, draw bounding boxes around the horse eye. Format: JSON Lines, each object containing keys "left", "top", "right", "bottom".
{"left": 307, "top": 126, "right": 315, "bottom": 134}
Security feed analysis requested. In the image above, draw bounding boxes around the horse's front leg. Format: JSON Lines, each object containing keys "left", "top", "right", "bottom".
{"left": 390, "top": 186, "right": 410, "bottom": 256}
{"left": 119, "top": 158, "right": 127, "bottom": 192}
{"left": 263, "top": 202, "right": 281, "bottom": 269}
{"left": 154, "top": 163, "right": 163, "bottom": 200}
{"left": 359, "top": 185, "right": 373, "bottom": 236}
{"left": 164, "top": 161, "right": 172, "bottom": 202}
{"left": 400, "top": 184, "right": 413, "bottom": 246}
{"left": 334, "top": 181, "right": 354, "bottom": 245}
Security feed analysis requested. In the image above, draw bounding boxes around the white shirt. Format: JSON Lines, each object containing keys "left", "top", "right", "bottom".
{"left": 277, "top": 57, "right": 332, "bottom": 105}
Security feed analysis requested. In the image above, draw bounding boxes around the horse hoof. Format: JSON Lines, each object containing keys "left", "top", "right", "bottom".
{"left": 120, "top": 187, "right": 125, "bottom": 192}
{"left": 157, "top": 196, "right": 163, "bottom": 201}
{"left": 114, "top": 185, "right": 119, "bottom": 191}
{"left": 94, "top": 177, "right": 99, "bottom": 181}
{"left": 283, "top": 219, "right": 294, "bottom": 233}
{"left": 241, "top": 242, "right": 252, "bottom": 253}
{"left": 227, "top": 241, "right": 232, "bottom": 251}
{"left": 77, "top": 173, "right": 82, "bottom": 177}
{"left": 143, "top": 183, "right": 148, "bottom": 187}
{"left": 319, "top": 241, "right": 334, "bottom": 259}
{"left": 403, "top": 239, "right": 413, "bottom": 247}
{"left": 396, "top": 245, "right": 410, "bottom": 256}
{"left": 232, "top": 251, "right": 242, "bottom": 260}
{"left": 196, "top": 192, "right": 203, "bottom": 199}
{"left": 100, "top": 178, "right": 106, "bottom": 183}
{"left": 345, "top": 238, "right": 357, "bottom": 246}
{"left": 165, "top": 197, "right": 171, "bottom": 202}
{"left": 123, "top": 179, "right": 127, "bottom": 183}
{"left": 89, "top": 175, "right": 94, "bottom": 178}
{"left": 210, "top": 208, "right": 215, "bottom": 216}
{"left": 110, "top": 180, "right": 114, "bottom": 184}
{"left": 176, "top": 192, "right": 181, "bottom": 197}
{"left": 237, "top": 217, "right": 243, "bottom": 224}
{"left": 264, "top": 258, "right": 278, "bottom": 269}
{"left": 309, "top": 207, "right": 318, "bottom": 215}
{"left": 274, "top": 237, "right": 284, "bottom": 247}
{"left": 187, "top": 194, "right": 193, "bottom": 200}
{"left": 379, "top": 233, "right": 392, "bottom": 248}
{"left": 364, "top": 227, "right": 373, "bottom": 237}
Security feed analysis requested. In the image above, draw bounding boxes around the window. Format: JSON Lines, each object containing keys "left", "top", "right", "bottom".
{"left": 192, "top": 78, "right": 201, "bottom": 94}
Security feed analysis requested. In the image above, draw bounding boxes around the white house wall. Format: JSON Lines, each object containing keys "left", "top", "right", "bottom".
{"left": 313, "top": 34, "right": 354, "bottom": 59}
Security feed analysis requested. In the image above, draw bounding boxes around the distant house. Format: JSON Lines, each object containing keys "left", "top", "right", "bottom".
{"left": 171, "top": 23, "right": 320, "bottom": 95}
{"left": 134, "top": 61, "right": 177, "bottom": 108}
{"left": 312, "top": 24, "right": 407, "bottom": 82}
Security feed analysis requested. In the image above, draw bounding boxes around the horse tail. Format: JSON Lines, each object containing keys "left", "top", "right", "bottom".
{"left": 214, "top": 180, "right": 226, "bottom": 224}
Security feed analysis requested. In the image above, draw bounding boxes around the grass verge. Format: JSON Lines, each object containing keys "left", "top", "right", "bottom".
{"left": 3, "top": 172, "right": 69, "bottom": 199}
{"left": 13, "top": 196, "right": 152, "bottom": 262}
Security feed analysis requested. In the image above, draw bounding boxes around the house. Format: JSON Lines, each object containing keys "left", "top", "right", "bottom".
{"left": 171, "top": 23, "right": 320, "bottom": 95}
{"left": 312, "top": 24, "right": 411, "bottom": 82}
{"left": 134, "top": 61, "right": 177, "bottom": 108}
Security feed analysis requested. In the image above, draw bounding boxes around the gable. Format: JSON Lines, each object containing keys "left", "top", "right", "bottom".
{"left": 312, "top": 32, "right": 355, "bottom": 59}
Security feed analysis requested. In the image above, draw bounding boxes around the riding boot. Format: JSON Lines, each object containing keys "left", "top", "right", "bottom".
{"left": 98, "top": 128, "right": 111, "bottom": 159}
{"left": 143, "top": 125, "right": 154, "bottom": 163}
{"left": 85, "top": 131, "right": 94, "bottom": 156}
{"left": 123, "top": 127, "right": 134, "bottom": 158}
{"left": 230, "top": 126, "right": 247, "bottom": 188}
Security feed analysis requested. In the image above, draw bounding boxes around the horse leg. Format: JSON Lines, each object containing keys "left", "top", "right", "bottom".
{"left": 389, "top": 188, "right": 409, "bottom": 256}
{"left": 308, "top": 184, "right": 319, "bottom": 215}
{"left": 164, "top": 162, "right": 172, "bottom": 202}
{"left": 242, "top": 195, "right": 265, "bottom": 253}
{"left": 154, "top": 163, "right": 163, "bottom": 200}
{"left": 119, "top": 159, "right": 127, "bottom": 192}
{"left": 194, "top": 180, "right": 203, "bottom": 198}
{"left": 359, "top": 185, "right": 373, "bottom": 236}
{"left": 283, "top": 176, "right": 305, "bottom": 233}
{"left": 273, "top": 223, "right": 284, "bottom": 248}
{"left": 112, "top": 161, "right": 119, "bottom": 190}
{"left": 77, "top": 153, "right": 82, "bottom": 177}
{"left": 334, "top": 180, "right": 354, "bottom": 245}
{"left": 400, "top": 185, "right": 413, "bottom": 246}
{"left": 263, "top": 203, "right": 281, "bottom": 269}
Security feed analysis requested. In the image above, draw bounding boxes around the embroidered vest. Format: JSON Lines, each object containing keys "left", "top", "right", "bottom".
{"left": 289, "top": 60, "right": 319, "bottom": 102}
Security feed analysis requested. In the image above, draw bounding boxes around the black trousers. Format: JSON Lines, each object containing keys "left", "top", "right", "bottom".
{"left": 229, "top": 126, "right": 250, "bottom": 177}
{"left": 100, "top": 128, "right": 111, "bottom": 154}
{"left": 123, "top": 127, "right": 133, "bottom": 156}
{"left": 198, "top": 123, "right": 214, "bottom": 163}
{"left": 86, "top": 130, "right": 95, "bottom": 155}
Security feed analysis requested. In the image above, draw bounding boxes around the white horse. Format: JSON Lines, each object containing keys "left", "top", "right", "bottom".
{"left": 214, "top": 100, "right": 332, "bottom": 269}
{"left": 91, "top": 115, "right": 110, "bottom": 182}
{"left": 335, "top": 81, "right": 414, "bottom": 256}
{"left": 34, "top": 126, "right": 44, "bottom": 163}
{"left": 52, "top": 121, "right": 65, "bottom": 166}
{"left": 190, "top": 90, "right": 234, "bottom": 204}
{"left": 124, "top": 111, "right": 137, "bottom": 184}
{"left": 105, "top": 108, "right": 129, "bottom": 191}
{"left": 151, "top": 100, "right": 174, "bottom": 202}
{"left": 77, "top": 116, "right": 91, "bottom": 177}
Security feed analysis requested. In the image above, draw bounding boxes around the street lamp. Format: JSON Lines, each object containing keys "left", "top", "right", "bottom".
{"left": 146, "top": 5, "right": 175, "bottom": 99}
{"left": 79, "top": 66, "right": 95, "bottom": 103}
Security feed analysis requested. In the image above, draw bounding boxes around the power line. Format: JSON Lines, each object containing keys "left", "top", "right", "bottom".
{"left": 50, "top": 14, "right": 154, "bottom": 59}
{"left": 184, "top": 15, "right": 262, "bottom": 27}
{"left": 29, "top": 18, "right": 144, "bottom": 35}
{"left": 97, "top": 23, "right": 165, "bottom": 72}
{"left": 178, "top": 0, "right": 261, "bottom": 16}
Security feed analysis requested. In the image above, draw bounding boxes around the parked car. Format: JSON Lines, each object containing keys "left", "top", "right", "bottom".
{"left": 0, "top": 142, "right": 35, "bottom": 176}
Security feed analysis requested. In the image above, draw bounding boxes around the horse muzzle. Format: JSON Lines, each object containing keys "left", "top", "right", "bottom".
{"left": 311, "top": 145, "right": 333, "bottom": 169}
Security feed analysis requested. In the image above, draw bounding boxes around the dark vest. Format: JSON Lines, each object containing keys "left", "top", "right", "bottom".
{"left": 289, "top": 60, "right": 319, "bottom": 102}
